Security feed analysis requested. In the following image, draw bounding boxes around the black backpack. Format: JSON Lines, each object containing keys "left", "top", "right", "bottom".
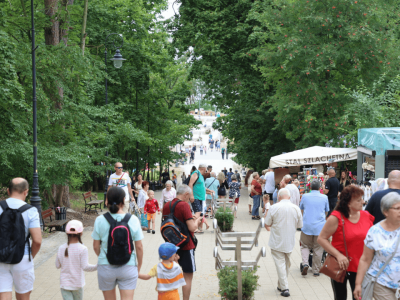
{"left": 0, "top": 201, "right": 33, "bottom": 264}
{"left": 161, "top": 200, "right": 197, "bottom": 248}
{"left": 104, "top": 213, "right": 134, "bottom": 266}
{"left": 183, "top": 171, "right": 199, "bottom": 185}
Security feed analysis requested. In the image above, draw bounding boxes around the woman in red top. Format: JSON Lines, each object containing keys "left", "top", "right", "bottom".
{"left": 318, "top": 185, "right": 374, "bottom": 300}
{"left": 250, "top": 172, "right": 262, "bottom": 220}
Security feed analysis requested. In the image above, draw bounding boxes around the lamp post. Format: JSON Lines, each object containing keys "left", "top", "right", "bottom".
{"left": 104, "top": 33, "right": 126, "bottom": 201}
{"left": 30, "top": 0, "right": 41, "bottom": 217}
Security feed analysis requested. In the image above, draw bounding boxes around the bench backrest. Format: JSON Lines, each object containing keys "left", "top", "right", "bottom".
{"left": 42, "top": 208, "right": 53, "bottom": 219}
{"left": 83, "top": 191, "right": 92, "bottom": 200}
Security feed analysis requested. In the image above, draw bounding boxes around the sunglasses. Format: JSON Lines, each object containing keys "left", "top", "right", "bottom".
{"left": 116, "top": 167, "right": 123, "bottom": 169}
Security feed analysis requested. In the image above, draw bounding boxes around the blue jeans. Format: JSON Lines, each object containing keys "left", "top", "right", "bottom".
{"left": 252, "top": 195, "right": 261, "bottom": 217}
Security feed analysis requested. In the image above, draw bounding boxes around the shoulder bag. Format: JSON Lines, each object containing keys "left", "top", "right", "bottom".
{"left": 320, "top": 214, "right": 349, "bottom": 283}
{"left": 361, "top": 233, "right": 400, "bottom": 300}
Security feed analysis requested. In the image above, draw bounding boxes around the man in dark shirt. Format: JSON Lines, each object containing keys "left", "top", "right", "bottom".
{"left": 161, "top": 169, "right": 170, "bottom": 185}
{"left": 324, "top": 169, "right": 340, "bottom": 214}
{"left": 366, "top": 170, "right": 400, "bottom": 224}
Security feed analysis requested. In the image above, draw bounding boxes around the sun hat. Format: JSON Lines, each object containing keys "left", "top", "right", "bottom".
{"left": 159, "top": 242, "right": 179, "bottom": 260}
{"left": 66, "top": 220, "right": 84, "bottom": 234}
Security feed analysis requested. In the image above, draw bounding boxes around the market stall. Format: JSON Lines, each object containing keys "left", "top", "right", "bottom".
{"left": 270, "top": 146, "right": 358, "bottom": 196}
{"left": 357, "top": 128, "right": 400, "bottom": 181}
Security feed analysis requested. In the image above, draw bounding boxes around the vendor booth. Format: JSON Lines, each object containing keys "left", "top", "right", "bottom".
{"left": 269, "top": 146, "right": 357, "bottom": 168}
{"left": 270, "top": 146, "right": 357, "bottom": 196}
{"left": 357, "top": 128, "right": 400, "bottom": 181}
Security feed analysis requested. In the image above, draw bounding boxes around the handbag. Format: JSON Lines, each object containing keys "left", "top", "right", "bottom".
{"left": 320, "top": 214, "right": 349, "bottom": 283}
{"left": 361, "top": 234, "right": 400, "bottom": 300}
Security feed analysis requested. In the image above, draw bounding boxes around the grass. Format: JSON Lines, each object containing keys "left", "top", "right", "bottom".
{"left": 69, "top": 190, "right": 105, "bottom": 211}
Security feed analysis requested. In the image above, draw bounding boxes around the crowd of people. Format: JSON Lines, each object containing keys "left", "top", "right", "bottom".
{"left": 2, "top": 162, "right": 400, "bottom": 300}
{"left": 257, "top": 168, "right": 400, "bottom": 299}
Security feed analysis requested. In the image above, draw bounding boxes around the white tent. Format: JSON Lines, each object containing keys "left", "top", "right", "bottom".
{"left": 269, "top": 146, "right": 357, "bottom": 168}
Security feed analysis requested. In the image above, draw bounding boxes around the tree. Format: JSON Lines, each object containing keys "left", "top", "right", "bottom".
{"left": 249, "top": 0, "right": 400, "bottom": 148}
{"left": 169, "top": 0, "right": 294, "bottom": 169}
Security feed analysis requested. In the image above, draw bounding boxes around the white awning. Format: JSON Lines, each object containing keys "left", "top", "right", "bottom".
{"left": 269, "top": 146, "right": 357, "bottom": 168}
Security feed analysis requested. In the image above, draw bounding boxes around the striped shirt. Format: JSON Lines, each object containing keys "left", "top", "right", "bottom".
{"left": 56, "top": 243, "right": 97, "bottom": 289}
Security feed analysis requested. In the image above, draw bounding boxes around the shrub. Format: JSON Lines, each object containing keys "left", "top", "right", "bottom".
{"left": 217, "top": 266, "right": 259, "bottom": 300}
{"left": 215, "top": 207, "right": 234, "bottom": 232}
{"left": 205, "top": 128, "right": 211, "bottom": 134}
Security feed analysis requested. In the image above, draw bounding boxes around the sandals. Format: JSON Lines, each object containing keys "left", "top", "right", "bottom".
{"left": 249, "top": 211, "right": 252, "bottom": 215}
{"left": 194, "top": 230, "right": 204, "bottom": 234}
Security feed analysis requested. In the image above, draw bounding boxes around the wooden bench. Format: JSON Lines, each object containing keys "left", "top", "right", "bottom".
{"left": 83, "top": 191, "right": 103, "bottom": 213}
{"left": 42, "top": 209, "right": 68, "bottom": 233}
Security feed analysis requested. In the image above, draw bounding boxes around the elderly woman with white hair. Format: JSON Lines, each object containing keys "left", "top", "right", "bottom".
{"left": 160, "top": 180, "right": 176, "bottom": 213}
{"left": 354, "top": 192, "right": 400, "bottom": 300}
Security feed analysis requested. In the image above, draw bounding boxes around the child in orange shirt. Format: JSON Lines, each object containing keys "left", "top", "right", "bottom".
{"left": 144, "top": 190, "right": 160, "bottom": 234}
{"left": 139, "top": 243, "right": 186, "bottom": 300}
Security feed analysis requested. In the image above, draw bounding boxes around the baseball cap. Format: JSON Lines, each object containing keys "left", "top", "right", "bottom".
{"left": 159, "top": 242, "right": 179, "bottom": 260}
{"left": 66, "top": 220, "right": 84, "bottom": 234}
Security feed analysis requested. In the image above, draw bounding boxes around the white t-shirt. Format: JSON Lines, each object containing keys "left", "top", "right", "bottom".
{"left": 108, "top": 172, "right": 131, "bottom": 201}
{"left": 265, "top": 171, "right": 275, "bottom": 194}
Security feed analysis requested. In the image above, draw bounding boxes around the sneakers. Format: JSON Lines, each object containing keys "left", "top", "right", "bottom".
{"left": 281, "top": 290, "right": 290, "bottom": 297}
{"left": 313, "top": 273, "right": 320, "bottom": 277}
{"left": 152, "top": 230, "right": 155, "bottom": 234}
{"left": 301, "top": 264, "right": 309, "bottom": 275}
{"left": 147, "top": 229, "right": 151, "bottom": 233}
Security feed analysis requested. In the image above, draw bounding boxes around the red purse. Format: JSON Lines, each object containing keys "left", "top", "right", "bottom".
{"left": 320, "top": 214, "right": 349, "bottom": 283}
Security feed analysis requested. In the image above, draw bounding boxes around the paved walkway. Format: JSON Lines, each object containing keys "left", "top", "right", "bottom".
{"left": 22, "top": 115, "right": 353, "bottom": 299}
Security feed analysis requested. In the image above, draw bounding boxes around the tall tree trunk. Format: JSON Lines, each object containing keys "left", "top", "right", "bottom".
{"left": 59, "top": 0, "right": 74, "bottom": 45}
{"left": 81, "top": 0, "right": 89, "bottom": 55}
{"left": 44, "top": 0, "right": 59, "bottom": 45}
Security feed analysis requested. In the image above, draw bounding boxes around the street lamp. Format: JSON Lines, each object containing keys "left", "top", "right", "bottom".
{"left": 104, "top": 33, "right": 126, "bottom": 201}
{"left": 30, "top": 0, "right": 41, "bottom": 217}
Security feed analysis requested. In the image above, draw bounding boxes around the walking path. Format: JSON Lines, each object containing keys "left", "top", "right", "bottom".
{"left": 23, "top": 115, "right": 352, "bottom": 299}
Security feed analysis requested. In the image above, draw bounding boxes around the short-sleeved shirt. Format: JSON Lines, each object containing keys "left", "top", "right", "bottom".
{"left": 366, "top": 189, "right": 400, "bottom": 224}
{"left": 109, "top": 172, "right": 131, "bottom": 201}
{"left": 265, "top": 199, "right": 303, "bottom": 253}
{"left": 191, "top": 170, "right": 205, "bottom": 201}
{"left": 365, "top": 222, "right": 400, "bottom": 289}
{"left": 161, "top": 172, "right": 170, "bottom": 184}
{"left": 92, "top": 213, "right": 144, "bottom": 265}
{"left": 251, "top": 180, "right": 262, "bottom": 196}
{"left": 265, "top": 172, "right": 275, "bottom": 194}
{"left": 299, "top": 191, "right": 329, "bottom": 236}
{"left": 162, "top": 199, "right": 195, "bottom": 251}
{"left": 205, "top": 178, "right": 219, "bottom": 200}
{"left": 0, "top": 198, "right": 40, "bottom": 255}
{"left": 227, "top": 172, "right": 234, "bottom": 183}
{"left": 229, "top": 182, "right": 241, "bottom": 198}
{"left": 330, "top": 210, "right": 374, "bottom": 272}
{"left": 325, "top": 177, "right": 340, "bottom": 201}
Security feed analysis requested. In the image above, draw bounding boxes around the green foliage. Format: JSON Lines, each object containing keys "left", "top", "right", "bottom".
{"left": 217, "top": 266, "right": 259, "bottom": 300}
{"left": 215, "top": 207, "right": 234, "bottom": 232}
{"left": 0, "top": 0, "right": 198, "bottom": 206}
{"left": 249, "top": 0, "right": 400, "bottom": 148}
{"left": 170, "top": 0, "right": 295, "bottom": 169}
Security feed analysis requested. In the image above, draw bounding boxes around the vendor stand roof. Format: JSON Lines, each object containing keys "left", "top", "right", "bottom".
{"left": 269, "top": 146, "right": 357, "bottom": 168}
{"left": 358, "top": 128, "right": 400, "bottom": 155}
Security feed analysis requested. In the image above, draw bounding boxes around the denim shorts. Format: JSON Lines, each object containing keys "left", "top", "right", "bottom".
{"left": 191, "top": 199, "right": 202, "bottom": 213}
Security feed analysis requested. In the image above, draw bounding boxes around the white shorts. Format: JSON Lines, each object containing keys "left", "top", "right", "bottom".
{"left": 0, "top": 255, "right": 35, "bottom": 294}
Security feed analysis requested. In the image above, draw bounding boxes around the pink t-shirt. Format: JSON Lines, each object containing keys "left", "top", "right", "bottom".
{"left": 56, "top": 243, "right": 97, "bottom": 289}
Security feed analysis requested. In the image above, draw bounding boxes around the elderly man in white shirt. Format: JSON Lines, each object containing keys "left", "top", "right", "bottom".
{"left": 265, "top": 188, "right": 303, "bottom": 297}
{"left": 280, "top": 174, "right": 300, "bottom": 206}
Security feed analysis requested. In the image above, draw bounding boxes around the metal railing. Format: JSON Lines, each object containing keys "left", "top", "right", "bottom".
{"left": 213, "top": 218, "right": 266, "bottom": 300}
